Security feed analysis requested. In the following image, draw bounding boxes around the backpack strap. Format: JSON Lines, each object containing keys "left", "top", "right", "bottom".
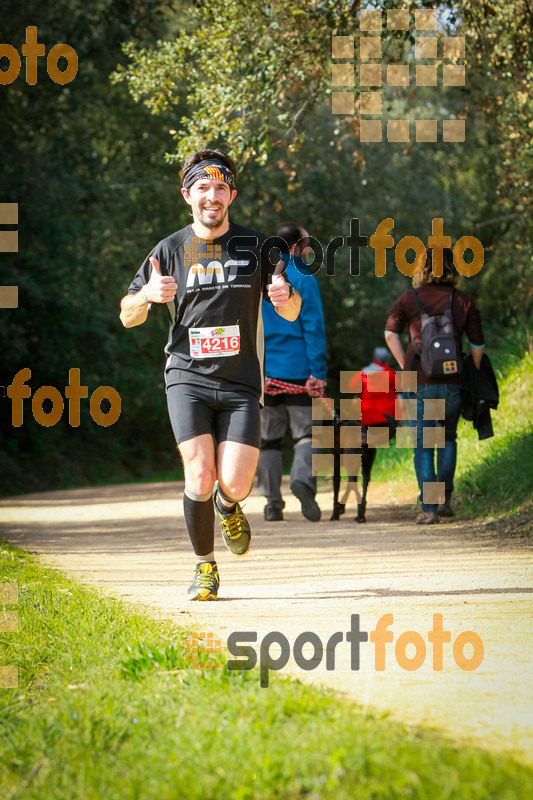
{"left": 411, "top": 287, "right": 427, "bottom": 316}
{"left": 445, "top": 287, "right": 455, "bottom": 311}
{"left": 410, "top": 288, "right": 425, "bottom": 358}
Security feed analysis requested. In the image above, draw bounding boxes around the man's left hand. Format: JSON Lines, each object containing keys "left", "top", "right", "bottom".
{"left": 267, "top": 273, "right": 291, "bottom": 306}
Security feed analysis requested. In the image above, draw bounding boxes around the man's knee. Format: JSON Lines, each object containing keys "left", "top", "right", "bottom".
{"left": 185, "top": 466, "right": 217, "bottom": 495}
{"left": 219, "top": 474, "right": 254, "bottom": 503}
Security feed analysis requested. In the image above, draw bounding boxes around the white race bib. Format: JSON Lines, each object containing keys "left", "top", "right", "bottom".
{"left": 189, "top": 324, "right": 241, "bottom": 359}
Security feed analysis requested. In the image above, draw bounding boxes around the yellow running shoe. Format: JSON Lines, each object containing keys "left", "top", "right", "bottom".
{"left": 187, "top": 562, "right": 220, "bottom": 601}
{"left": 213, "top": 484, "right": 252, "bottom": 557}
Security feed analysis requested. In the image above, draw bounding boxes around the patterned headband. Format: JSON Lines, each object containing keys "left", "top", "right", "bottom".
{"left": 183, "top": 160, "right": 236, "bottom": 191}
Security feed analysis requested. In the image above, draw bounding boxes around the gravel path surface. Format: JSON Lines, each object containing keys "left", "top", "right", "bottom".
{"left": 1, "top": 480, "right": 531, "bottom": 763}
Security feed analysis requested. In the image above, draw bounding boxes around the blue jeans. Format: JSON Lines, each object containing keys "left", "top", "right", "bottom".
{"left": 408, "top": 383, "right": 462, "bottom": 512}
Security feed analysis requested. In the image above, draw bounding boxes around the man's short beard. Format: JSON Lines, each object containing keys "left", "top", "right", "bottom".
{"left": 199, "top": 207, "right": 228, "bottom": 228}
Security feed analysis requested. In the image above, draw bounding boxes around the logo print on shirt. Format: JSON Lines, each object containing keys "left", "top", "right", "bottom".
{"left": 185, "top": 260, "right": 250, "bottom": 288}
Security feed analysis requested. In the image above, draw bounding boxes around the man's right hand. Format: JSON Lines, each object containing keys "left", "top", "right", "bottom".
{"left": 143, "top": 256, "right": 178, "bottom": 304}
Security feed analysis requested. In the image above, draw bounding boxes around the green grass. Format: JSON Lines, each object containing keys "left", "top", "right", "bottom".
{"left": 369, "top": 332, "right": 533, "bottom": 523}
{"left": 1, "top": 543, "right": 532, "bottom": 799}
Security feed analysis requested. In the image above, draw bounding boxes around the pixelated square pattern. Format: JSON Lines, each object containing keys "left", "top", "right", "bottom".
{"left": 0, "top": 231, "right": 18, "bottom": 252}
{"left": 0, "top": 203, "right": 18, "bottom": 224}
{"left": 333, "top": 14, "right": 465, "bottom": 140}
{"left": 0, "top": 584, "right": 18, "bottom": 603}
{"left": 367, "top": 427, "right": 390, "bottom": 448}
{"left": 0, "top": 666, "right": 18, "bottom": 688}
{"left": 0, "top": 582, "right": 18, "bottom": 632}
{"left": 416, "top": 120, "right": 438, "bottom": 142}
{"left": 423, "top": 427, "right": 445, "bottom": 449}
{"left": 394, "top": 481, "right": 419, "bottom": 504}
{"left": 415, "top": 10, "right": 437, "bottom": 30}
{"left": 332, "top": 35, "right": 354, "bottom": 59}
{"left": 360, "top": 64, "right": 382, "bottom": 87}
{"left": 416, "top": 65, "right": 438, "bottom": 86}
{"left": 360, "top": 92, "right": 382, "bottom": 115}
{"left": 332, "top": 92, "right": 354, "bottom": 115}
{"left": 360, "top": 120, "right": 382, "bottom": 142}
{"left": 415, "top": 37, "right": 438, "bottom": 59}
{"left": 360, "top": 37, "right": 382, "bottom": 59}
{"left": 312, "top": 425, "right": 334, "bottom": 449}
{"left": 183, "top": 237, "right": 221, "bottom": 267}
{"left": 366, "top": 371, "right": 390, "bottom": 392}
{"left": 387, "top": 65, "right": 410, "bottom": 87}
{"left": 312, "top": 453, "right": 334, "bottom": 477}
{"left": 341, "top": 453, "right": 362, "bottom": 475}
{"left": 360, "top": 9, "right": 382, "bottom": 30}
{"left": 395, "top": 371, "right": 417, "bottom": 392}
{"left": 443, "top": 120, "right": 465, "bottom": 142}
{"left": 387, "top": 120, "right": 410, "bottom": 142}
{"left": 0, "top": 287, "right": 18, "bottom": 308}
{"left": 340, "top": 371, "right": 361, "bottom": 393}
{"left": 423, "top": 399, "right": 445, "bottom": 420}
{"left": 184, "top": 632, "right": 222, "bottom": 669}
{"left": 423, "top": 482, "right": 445, "bottom": 505}
{"left": 397, "top": 398, "right": 417, "bottom": 421}
{"left": 340, "top": 426, "right": 362, "bottom": 448}
{"left": 443, "top": 65, "right": 466, "bottom": 86}
{"left": 367, "top": 482, "right": 391, "bottom": 505}
{"left": 332, "top": 64, "right": 354, "bottom": 86}
{"left": 387, "top": 10, "right": 409, "bottom": 30}
{"left": 340, "top": 398, "right": 361, "bottom": 421}
{"left": 444, "top": 37, "right": 465, "bottom": 59}
{"left": 396, "top": 427, "right": 417, "bottom": 448}
{"left": 0, "top": 611, "right": 18, "bottom": 633}
{"left": 312, "top": 398, "right": 334, "bottom": 420}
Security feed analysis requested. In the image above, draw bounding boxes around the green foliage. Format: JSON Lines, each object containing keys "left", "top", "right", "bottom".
{"left": 0, "top": 0, "right": 187, "bottom": 494}
{"left": 1, "top": 0, "right": 531, "bottom": 494}
{"left": 1, "top": 543, "right": 532, "bottom": 799}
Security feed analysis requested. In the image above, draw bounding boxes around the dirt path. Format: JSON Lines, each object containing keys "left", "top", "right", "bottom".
{"left": 1, "top": 480, "right": 532, "bottom": 764}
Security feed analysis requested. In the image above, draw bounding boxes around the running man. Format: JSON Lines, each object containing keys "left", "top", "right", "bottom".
{"left": 119, "top": 149, "right": 301, "bottom": 600}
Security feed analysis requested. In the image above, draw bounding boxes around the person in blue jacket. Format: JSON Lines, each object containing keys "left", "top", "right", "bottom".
{"left": 257, "top": 223, "right": 327, "bottom": 521}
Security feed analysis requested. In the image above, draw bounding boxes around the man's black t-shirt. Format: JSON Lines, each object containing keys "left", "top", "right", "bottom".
{"left": 127, "top": 222, "right": 275, "bottom": 399}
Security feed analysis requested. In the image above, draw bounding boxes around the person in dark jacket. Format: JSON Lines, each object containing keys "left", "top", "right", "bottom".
{"left": 384, "top": 247, "right": 485, "bottom": 524}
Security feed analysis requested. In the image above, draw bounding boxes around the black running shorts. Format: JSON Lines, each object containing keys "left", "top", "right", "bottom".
{"left": 166, "top": 383, "right": 261, "bottom": 448}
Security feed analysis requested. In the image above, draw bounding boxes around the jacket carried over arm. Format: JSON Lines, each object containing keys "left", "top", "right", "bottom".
{"left": 461, "top": 353, "right": 499, "bottom": 440}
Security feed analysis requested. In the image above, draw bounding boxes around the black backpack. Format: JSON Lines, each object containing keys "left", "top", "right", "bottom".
{"left": 411, "top": 288, "right": 463, "bottom": 378}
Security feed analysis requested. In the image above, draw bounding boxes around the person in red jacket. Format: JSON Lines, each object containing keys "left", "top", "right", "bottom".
{"left": 334, "top": 348, "right": 396, "bottom": 522}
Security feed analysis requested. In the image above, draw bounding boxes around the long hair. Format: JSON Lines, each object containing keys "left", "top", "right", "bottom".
{"left": 412, "top": 247, "right": 460, "bottom": 287}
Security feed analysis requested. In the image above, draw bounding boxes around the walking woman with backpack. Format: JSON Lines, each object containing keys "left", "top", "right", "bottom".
{"left": 384, "top": 247, "right": 485, "bottom": 524}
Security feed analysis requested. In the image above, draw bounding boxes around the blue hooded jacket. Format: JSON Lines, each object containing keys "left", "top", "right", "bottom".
{"left": 262, "top": 253, "right": 327, "bottom": 380}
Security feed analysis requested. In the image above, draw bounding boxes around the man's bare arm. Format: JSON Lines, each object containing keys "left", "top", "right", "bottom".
{"left": 119, "top": 256, "right": 177, "bottom": 328}
{"left": 120, "top": 291, "right": 151, "bottom": 328}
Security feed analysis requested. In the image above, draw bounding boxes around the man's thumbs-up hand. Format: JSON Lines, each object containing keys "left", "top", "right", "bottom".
{"left": 143, "top": 256, "right": 178, "bottom": 304}
{"left": 267, "top": 259, "right": 291, "bottom": 306}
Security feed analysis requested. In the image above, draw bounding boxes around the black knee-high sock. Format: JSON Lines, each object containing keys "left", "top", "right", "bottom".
{"left": 183, "top": 489, "right": 215, "bottom": 558}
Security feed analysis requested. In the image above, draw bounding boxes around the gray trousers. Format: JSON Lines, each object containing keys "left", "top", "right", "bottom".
{"left": 257, "top": 403, "right": 315, "bottom": 505}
